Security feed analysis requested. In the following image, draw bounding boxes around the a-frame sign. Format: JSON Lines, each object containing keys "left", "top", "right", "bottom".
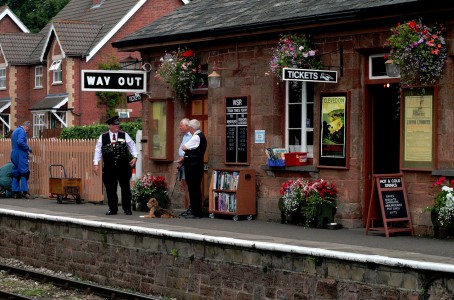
{"left": 365, "top": 174, "right": 414, "bottom": 237}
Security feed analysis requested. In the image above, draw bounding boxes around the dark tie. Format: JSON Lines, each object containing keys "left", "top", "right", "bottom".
{"left": 112, "top": 134, "right": 116, "bottom": 142}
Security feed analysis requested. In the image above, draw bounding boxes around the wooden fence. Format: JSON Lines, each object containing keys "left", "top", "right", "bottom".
{"left": 0, "top": 139, "right": 103, "bottom": 202}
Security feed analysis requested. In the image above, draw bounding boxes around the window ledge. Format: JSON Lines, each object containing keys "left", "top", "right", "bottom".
{"left": 261, "top": 164, "right": 319, "bottom": 173}
{"left": 432, "top": 169, "right": 454, "bottom": 177}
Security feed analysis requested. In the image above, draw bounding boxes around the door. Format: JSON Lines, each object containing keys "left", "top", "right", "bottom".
{"left": 363, "top": 82, "right": 401, "bottom": 224}
{"left": 189, "top": 95, "right": 209, "bottom": 210}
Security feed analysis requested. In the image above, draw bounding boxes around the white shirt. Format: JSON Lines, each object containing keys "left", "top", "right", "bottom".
{"left": 184, "top": 130, "right": 201, "bottom": 150}
{"left": 93, "top": 130, "right": 138, "bottom": 165}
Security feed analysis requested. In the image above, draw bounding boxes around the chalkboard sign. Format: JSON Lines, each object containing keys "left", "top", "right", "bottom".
{"left": 225, "top": 96, "right": 250, "bottom": 164}
{"left": 365, "top": 174, "right": 413, "bottom": 237}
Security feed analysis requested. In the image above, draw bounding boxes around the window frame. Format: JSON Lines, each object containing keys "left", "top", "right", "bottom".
{"left": 35, "top": 65, "right": 43, "bottom": 88}
{"left": 50, "top": 60, "right": 62, "bottom": 84}
{"left": 285, "top": 81, "right": 314, "bottom": 158}
{"left": 0, "top": 67, "right": 6, "bottom": 90}
{"left": 148, "top": 98, "right": 174, "bottom": 161}
{"left": 33, "top": 113, "right": 46, "bottom": 138}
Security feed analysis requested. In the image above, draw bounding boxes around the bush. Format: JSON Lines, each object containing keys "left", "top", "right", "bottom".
{"left": 60, "top": 120, "right": 142, "bottom": 139}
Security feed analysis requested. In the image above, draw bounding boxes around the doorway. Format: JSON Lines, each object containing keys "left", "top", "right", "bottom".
{"left": 370, "top": 83, "right": 401, "bottom": 175}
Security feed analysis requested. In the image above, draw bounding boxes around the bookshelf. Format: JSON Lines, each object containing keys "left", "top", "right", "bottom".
{"left": 209, "top": 168, "right": 256, "bottom": 221}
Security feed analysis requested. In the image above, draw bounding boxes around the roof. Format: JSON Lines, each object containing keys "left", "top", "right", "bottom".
{"left": 0, "top": 33, "right": 44, "bottom": 65}
{"left": 30, "top": 95, "right": 69, "bottom": 111}
{"left": 0, "top": 5, "right": 30, "bottom": 33}
{"left": 113, "top": 0, "right": 443, "bottom": 48}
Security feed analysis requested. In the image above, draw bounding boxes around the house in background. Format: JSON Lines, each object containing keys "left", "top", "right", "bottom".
{"left": 113, "top": 0, "right": 454, "bottom": 234}
{"left": 0, "top": 0, "right": 184, "bottom": 137}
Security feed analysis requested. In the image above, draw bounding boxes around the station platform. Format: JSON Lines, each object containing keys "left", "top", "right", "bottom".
{"left": 1, "top": 197, "right": 453, "bottom": 273}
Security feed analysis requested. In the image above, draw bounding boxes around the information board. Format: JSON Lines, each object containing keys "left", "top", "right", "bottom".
{"left": 225, "top": 96, "right": 250, "bottom": 164}
{"left": 365, "top": 174, "right": 413, "bottom": 237}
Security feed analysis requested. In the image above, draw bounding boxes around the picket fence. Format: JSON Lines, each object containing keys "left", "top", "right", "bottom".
{"left": 0, "top": 139, "right": 104, "bottom": 202}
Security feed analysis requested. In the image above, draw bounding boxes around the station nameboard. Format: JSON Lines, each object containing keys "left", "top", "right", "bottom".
{"left": 81, "top": 70, "right": 147, "bottom": 93}
{"left": 282, "top": 67, "right": 337, "bottom": 83}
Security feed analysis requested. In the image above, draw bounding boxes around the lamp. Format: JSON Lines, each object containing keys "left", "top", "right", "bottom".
{"left": 208, "top": 67, "right": 221, "bottom": 88}
{"left": 385, "top": 59, "right": 400, "bottom": 77}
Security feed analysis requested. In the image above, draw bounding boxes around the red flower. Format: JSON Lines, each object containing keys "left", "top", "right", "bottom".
{"left": 408, "top": 20, "right": 417, "bottom": 30}
{"left": 182, "top": 49, "right": 194, "bottom": 57}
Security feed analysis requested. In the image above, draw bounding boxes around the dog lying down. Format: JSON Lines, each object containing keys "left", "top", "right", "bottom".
{"left": 140, "top": 198, "right": 179, "bottom": 218}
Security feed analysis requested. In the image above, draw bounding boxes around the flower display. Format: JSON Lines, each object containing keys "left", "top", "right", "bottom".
{"left": 155, "top": 48, "right": 202, "bottom": 103}
{"left": 279, "top": 178, "right": 337, "bottom": 227}
{"left": 131, "top": 173, "right": 169, "bottom": 210}
{"left": 269, "top": 33, "right": 323, "bottom": 79}
{"left": 429, "top": 177, "right": 454, "bottom": 227}
{"left": 385, "top": 20, "right": 447, "bottom": 87}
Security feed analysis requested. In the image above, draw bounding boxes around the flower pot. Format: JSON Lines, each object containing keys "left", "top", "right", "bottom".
{"left": 315, "top": 203, "right": 336, "bottom": 229}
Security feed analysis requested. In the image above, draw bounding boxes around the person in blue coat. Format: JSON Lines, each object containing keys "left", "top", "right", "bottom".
{"left": 10, "top": 121, "right": 33, "bottom": 199}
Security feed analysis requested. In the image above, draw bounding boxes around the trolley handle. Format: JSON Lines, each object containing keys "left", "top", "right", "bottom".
{"left": 49, "top": 164, "right": 67, "bottom": 179}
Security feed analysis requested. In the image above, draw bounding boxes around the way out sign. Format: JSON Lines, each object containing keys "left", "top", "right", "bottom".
{"left": 81, "top": 70, "right": 147, "bottom": 93}
{"left": 282, "top": 67, "right": 337, "bottom": 83}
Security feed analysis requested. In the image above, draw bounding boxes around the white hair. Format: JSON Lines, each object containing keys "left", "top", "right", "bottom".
{"left": 188, "top": 119, "right": 200, "bottom": 131}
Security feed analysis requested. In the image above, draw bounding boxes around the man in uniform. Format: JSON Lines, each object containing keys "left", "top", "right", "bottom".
{"left": 10, "top": 121, "right": 33, "bottom": 199}
{"left": 93, "top": 116, "right": 138, "bottom": 215}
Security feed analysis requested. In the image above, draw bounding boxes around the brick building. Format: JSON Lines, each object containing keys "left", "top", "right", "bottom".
{"left": 0, "top": 0, "right": 184, "bottom": 137}
{"left": 113, "top": 0, "right": 454, "bottom": 235}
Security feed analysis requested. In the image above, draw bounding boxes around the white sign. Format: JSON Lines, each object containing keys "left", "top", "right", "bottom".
{"left": 282, "top": 68, "right": 337, "bottom": 83}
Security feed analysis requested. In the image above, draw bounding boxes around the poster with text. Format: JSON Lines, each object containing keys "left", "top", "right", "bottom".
{"left": 321, "top": 96, "right": 346, "bottom": 158}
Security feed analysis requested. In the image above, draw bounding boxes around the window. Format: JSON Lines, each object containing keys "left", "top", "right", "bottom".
{"left": 149, "top": 99, "right": 174, "bottom": 160}
{"left": 0, "top": 68, "right": 6, "bottom": 89}
{"left": 35, "top": 66, "right": 43, "bottom": 88}
{"left": 33, "top": 113, "right": 46, "bottom": 138}
{"left": 118, "top": 111, "right": 130, "bottom": 118}
{"left": 50, "top": 60, "right": 62, "bottom": 83}
{"left": 369, "top": 54, "right": 399, "bottom": 79}
{"left": 286, "top": 81, "right": 314, "bottom": 158}
{"left": 0, "top": 114, "right": 9, "bottom": 137}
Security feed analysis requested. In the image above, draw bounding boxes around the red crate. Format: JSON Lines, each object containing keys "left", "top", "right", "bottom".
{"left": 284, "top": 152, "right": 307, "bottom": 166}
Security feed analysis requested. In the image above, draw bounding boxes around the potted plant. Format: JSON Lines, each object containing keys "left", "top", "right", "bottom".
{"left": 428, "top": 177, "right": 454, "bottom": 236}
{"left": 131, "top": 173, "right": 169, "bottom": 211}
{"left": 269, "top": 33, "right": 323, "bottom": 80}
{"left": 279, "top": 178, "right": 337, "bottom": 227}
{"left": 385, "top": 20, "right": 447, "bottom": 87}
{"left": 155, "top": 48, "right": 202, "bottom": 103}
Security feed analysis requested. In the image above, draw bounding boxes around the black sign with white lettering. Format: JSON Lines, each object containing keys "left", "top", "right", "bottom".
{"left": 282, "top": 68, "right": 337, "bottom": 83}
{"left": 127, "top": 93, "right": 142, "bottom": 103}
{"left": 81, "top": 70, "right": 147, "bottom": 92}
{"left": 226, "top": 96, "right": 249, "bottom": 164}
{"left": 377, "top": 176, "right": 408, "bottom": 220}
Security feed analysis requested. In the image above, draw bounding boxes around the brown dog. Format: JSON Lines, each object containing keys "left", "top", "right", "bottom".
{"left": 140, "top": 198, "right": 179, "bottom": 218}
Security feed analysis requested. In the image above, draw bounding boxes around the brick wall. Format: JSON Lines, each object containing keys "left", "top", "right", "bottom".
{"left": 0, "top": 16, "right": 23, "bottom": 33}
{"left": 0, "top": 215, "right": 452, "bottom": 299}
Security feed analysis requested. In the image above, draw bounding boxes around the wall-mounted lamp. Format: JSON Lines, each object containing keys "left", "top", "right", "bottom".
{"left": 385, "top": 59, "right": 400, "bottom": 77}
{"left": 208, "top": 63, "right": 221, "bottom": 88}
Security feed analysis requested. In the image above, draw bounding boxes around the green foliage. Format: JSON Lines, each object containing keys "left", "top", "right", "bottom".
{"left": 96, "top": 54, "right": 126, "bottom": 120}
{"left": 0, "top": 0, "right": 70, "bottom": 33}
{"left": 60, "top": 120, "right": 142, "bottom": 140}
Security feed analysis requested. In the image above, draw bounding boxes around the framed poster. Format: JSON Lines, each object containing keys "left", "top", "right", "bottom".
{"left": 225, "top": 95, "right": 250, "bottom": 165}
{"left": 402, "top": 88, "right": 435, "bottom": 170}
{"left": 318, "top": 92, "right": 349, "bottom": 168}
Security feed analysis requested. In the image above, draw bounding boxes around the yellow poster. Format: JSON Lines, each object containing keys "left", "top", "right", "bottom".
{"left": 321, "top": 96, "right": 346, "bottom": 158}
{"left": 404, "top": 95, "right": 432, "bottom": 162}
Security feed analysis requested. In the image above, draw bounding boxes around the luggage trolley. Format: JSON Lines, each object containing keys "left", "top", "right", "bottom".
{"left": 49, "top": 164, "right": 82, "bottom": 204}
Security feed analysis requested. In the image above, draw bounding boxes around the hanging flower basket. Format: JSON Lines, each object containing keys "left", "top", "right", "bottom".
{"left": 385, "top": 20, "right": 447, "bottom": 87}
{"left": 155, "top": 48, "right": 202, "bottom": 103}
{"left": 269, "top": 33, "right": 323, "bottom": 80}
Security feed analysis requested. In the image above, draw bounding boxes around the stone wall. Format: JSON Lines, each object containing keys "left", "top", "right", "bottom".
{"left": 0, "top": 215, "right": 452, "bottom": 299}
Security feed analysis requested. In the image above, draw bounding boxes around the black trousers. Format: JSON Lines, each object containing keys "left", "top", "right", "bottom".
{"left": 184, "top": 163, "right": 204, "bottom": 216}
{"left": 102, "top": 162, "right": 132, "bottom": 212}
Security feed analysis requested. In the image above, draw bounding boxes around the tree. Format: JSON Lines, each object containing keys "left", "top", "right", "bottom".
{"left": 0, "top": 0, "right": 70, "bottom": 33}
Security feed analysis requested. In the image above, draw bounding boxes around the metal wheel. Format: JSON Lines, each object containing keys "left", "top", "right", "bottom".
{"left": 233, "top": 215, "right": 239, "bottom": 221}
{"left": 209, "top": 213, "right": 214, "bottom": 219}
{"left": 75, "top": 195, "right": 82, "bottom": 204}
{"left": 57, "top": 196, "right": 63, "bottom": 204}
{"left": 247, "top": 215, "right": 253, "bottom": 221}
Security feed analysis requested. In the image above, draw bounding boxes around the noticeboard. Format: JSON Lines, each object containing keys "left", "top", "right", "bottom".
{"left": 365, "top": 174, "right": 413, "bottom": 237}
{"left": 225, "top": 96, "right": 250, "bottom": 164}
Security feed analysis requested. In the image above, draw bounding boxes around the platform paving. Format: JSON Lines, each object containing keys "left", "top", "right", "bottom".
{"left": 1, "top": 197, "right": 454, "bottom": 268}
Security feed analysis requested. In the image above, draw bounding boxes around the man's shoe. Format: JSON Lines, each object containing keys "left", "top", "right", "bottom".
{"left": 105, "top": 210, "right": 117, "bottom": 215}
{"left": 183, "top": 213, "right": 202, "bottom": 219}
{"left": 13, "top": 193, "right": 21, "bottom": 199}
{"left": 124, "top": 210, "right": 132, "bottom": 215}
{"left": 180, "top": 208, "right": 192, "bottom": 217}
{"left": 22, "top": 192, "right": 33, "bottom": 199}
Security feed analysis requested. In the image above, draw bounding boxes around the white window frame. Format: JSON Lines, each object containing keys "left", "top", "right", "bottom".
{"left": 369, "top": 53, "right": 400, "bottom": 80}
{"left": 50, "top": 60, "right": 62, "bottom": 84}
{"left": 0, "top": 68, "right": 6, "bottom": 90}
{"left": 33, "top": 113, "right": 46, "bottom": 138}
{"left": 35, "top": 66, "right": 43, "bottom": 88}
{"left": 285, "top": 81, "right": 314, "bottom": 158}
